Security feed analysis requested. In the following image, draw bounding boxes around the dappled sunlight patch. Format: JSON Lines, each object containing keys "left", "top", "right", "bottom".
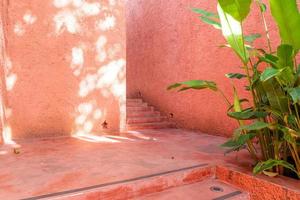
{"left": 81, "top": 2, "right": 101, "bottom": 16}
{"left": 23, "top": 11, "right": 37, "bottom": 25}
{"left": 53, "top": 0, "right": 72, "bottom": 8}
{"left": 71, "top": 46, "right": 84, "bottom": 76}
{"left": 106, "top": 135, "right": 135, "bottom": 142}
{"left": 96, "top": 59, "right": 125, "bottom": 94}
{"left": 13, "top": 11, "right": 37, "bottom": 36}
{"left": 96, "top": 36, "right": 107, "bottom": 63}
{"left": 14, "top": 22, "right": 25, "bottom": 36}
{"left": 54, "top": 10, "right": 80, "bottom": 34}
{"left": 96, "top": 15, "right": 116, "bottom": 31}
{"left": 78, "top": 74, "right": 98, "bottom": 97}
{"left": 119, "top": 95, "right": 126, "bottom": 131}
{"left": 0, "top": 150, "right": 8, "bottom": 155}
{"left": 53, "top": 0, "right": 101, "bottom": 35}
{"left": 127, "top": 131, "right": 157, "bottom": 141}
{"left": 78, "top": 59, "right": 125, "bottom": 98}
{"left": 109, "top": 0, "right": 116, "bottom": 6}
{"left": 6, "top": 74, "right": 17, "bottom": 91}
{"left": 73, "top": 133, "right": 120, "bottom": 143}
{"left": 74, "top": 101, "right": 107, "bottom": 136}
{"left": 107, "top": 43, "right": 122, "bottom": 60}
{"left": 2, "top": 126, "right": 17, "bottom": 145}
{"left": 57, "top": 0, "right": 126, "bottom": 135}
{"left": 4, "top": 57, "right": 17, "bottom": 91}
{"left": 93, "top": 109, "right": 102, "bottom": 119}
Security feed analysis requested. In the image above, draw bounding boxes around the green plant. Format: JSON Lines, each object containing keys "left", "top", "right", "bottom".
{"left": 168, "top": 0, "right": 300, "bottom": 178}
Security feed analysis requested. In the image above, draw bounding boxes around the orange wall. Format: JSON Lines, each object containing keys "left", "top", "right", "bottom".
{"left": 2, "top": 0, "right": 126, "bottom": 139}
{"left": 126, "top": 0, "right": 280, "bottom": 137}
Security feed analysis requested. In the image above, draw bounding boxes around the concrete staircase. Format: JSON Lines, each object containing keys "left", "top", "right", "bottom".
{"left": 126, "top": 98, "right": 175, "bottom": 130}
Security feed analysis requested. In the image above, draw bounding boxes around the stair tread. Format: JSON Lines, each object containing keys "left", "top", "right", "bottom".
{"left": 127, "top": 117, "right": 166, "bottom": 124}
{"left": 137, "top": 179, "right": 249, "bottom": 200}
{"left": 127, "top": 122, "right": 175, "bottom": 130}
{"left": 127, "top": 110, "right": 159, "bottom": 114}
{"left": 127, "top": 121, "right": 173, "bottom": 126}
{"left": 127, "top": 116, "right": 166, "bottom": 120}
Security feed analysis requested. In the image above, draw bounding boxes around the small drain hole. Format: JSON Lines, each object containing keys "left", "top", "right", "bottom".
{"left": 210, "top": 186, "right": 224, "bottom": 193}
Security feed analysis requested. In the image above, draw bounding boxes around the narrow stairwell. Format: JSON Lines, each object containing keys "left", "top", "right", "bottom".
{"left": 126, "top": 98, "right": 176, "bottom": 130}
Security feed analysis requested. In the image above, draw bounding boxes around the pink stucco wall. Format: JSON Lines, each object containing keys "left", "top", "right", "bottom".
{"left": 126, "top": 0, "right": 279, "bottom": 137}
{"left": 1, "top": 0, "right": 126, "bottom": 140}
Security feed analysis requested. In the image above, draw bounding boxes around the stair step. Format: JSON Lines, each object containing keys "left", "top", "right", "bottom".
{"left": 50, "top": 164, "right": 214, "bottom": 200}
{"left": 138, "top": 179, "right": 249, "bottom": 200}
{"left": 127, "top": 101, "right": 146, "bottom": 107}
{"left": 127, "top": 111, "right": 161, "bottom": 118}
{"left": 127, "top": 116, "right": 167, "bottom": 124}
{"left": 127, "top": 106, "right": 154, "bottom": 112}
{"left": 127, "top": 122, "right": 175, "bottom": 130}
{"left": 126, "top": 98, "right": 176, "bottom": 131}
{"left": 127, "top": 102, "right": 148, "bottom": 108}
{"left": 127, "top": 98, "right": 143, "bottom": 103}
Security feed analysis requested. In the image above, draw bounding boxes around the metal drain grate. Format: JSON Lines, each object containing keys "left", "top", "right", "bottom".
{"left": 210, "top": 186, "right": 224, "bottom": 193}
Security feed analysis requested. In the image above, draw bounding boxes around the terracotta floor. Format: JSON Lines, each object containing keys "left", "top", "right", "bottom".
{"left": 0, "top": 129, "right": 267, "bottom": 199}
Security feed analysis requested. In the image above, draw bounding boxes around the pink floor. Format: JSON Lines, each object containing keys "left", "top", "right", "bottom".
{"left": 0, "top": 129, "right": 299, "bottom": 199}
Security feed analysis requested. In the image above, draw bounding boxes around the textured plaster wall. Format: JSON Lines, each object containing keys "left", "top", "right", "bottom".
{"left": 0, "top": 1, "right": 8, "bottom": 143}
{"left": 126, "top": 0, "right": 280, "bottom": 137}
{"left": 2, "top": 0, "right": 126, "bottom": 139}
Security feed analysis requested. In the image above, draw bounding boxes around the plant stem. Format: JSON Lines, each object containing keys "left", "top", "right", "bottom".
{"left": 218, "top": 89, "right": 231, "bottom": 108}
{"left": 294, "top": 104, "right": 300, "bottom": 128}
{"left": 288, "top": 143, "right": 300, "bottom": 174}
{"left": 256, "top": 0, "right": 272, "bottom": 52}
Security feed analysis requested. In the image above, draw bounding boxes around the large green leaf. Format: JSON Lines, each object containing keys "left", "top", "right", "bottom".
{"left": 217, "top": 3, "right": 249, "bottom": 64}
{"left": 288, "top": 87, "right": 300, "bottom": 104}
{"left": 192, "top": 8, "right": 221, "bottom": 30}
{"left": 274, "top": 44, "right": 296, "bottom": 86}
{"left": 259, "top": 54, "right": 279, "bottom": 68}
{"left": 253, "top": 159, "right": 298, "bottom": 176}
{"left": 261, "top": 78, "right": 289, "bottom": 113}
{"left": 260, "top": 67, "right": 280, "bottom": 82}
{"left": 278, "top": 124, "right": 300, "bottom": 139}
{"left": 244, "top": 33, "right": 261, "bottom": 43}
{"left": 218, "top": 0, "right": 252, "bottom": 22}
{"left": 236, "top": 121, "right": 269, "bottom": 132}
{"left": 275, "top": 67, "right": 295, "bottom": 86}
{"left": 225, "top": 73, "right": 246, "bottom": 79}
{"left": 277, "top": 44, "right": 294, "bottom": 68}
{"left": 270, "top": 0, "right": 300, "bottom": 51}
{"left": 200, "top": 16, "right": 221, "bottom": 29}
{"left": 221, "top": 132, "right": 256, "bottom": 150}
{"left": 228, "top": 110, "right": 267, "bottom": 120}
{"left": 167, "top": 80, "right": 218, "bottom": 92}
{"left": 191, "top": 8, "right": 219, "bottom": 18}
{"left": 260, "top": 67, "right": 295, "bottom": 87}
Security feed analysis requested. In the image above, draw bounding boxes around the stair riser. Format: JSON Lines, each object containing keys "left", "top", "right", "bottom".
{"left": 127, "top": 106, "right": 154, "bottom": 112}
{"left": 127, "top": 99, "right": 143, "bottom": 103}
{"left": 127, "top": 112, "right": 160, "bottom": 118}
{"left": 126, "top": 102, "right": 145, "bottom": 107}
{"left": 127, "top": 117, "right": 165, "bottom": 124}
{"left": 127, "top": 124, "right": 174, "bottom": 130}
